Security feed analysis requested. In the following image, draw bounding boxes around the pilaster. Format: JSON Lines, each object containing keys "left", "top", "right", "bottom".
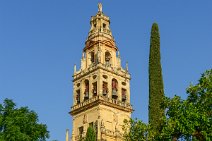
{"left": 80, "top": 81, "right": 84, "bottom": 103}
{"left": 89, "top": 76, "right": 92, "bottom": 99}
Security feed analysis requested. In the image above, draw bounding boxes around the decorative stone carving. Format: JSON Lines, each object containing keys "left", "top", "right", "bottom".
{"left": 74, "top": 64, "right": 76, "bottom": 73}
{"left": 83, "top": 114, "right": 87, "bottom": 124}
{"left": 126, "top": 62, "right": 128, "bottom": 72}
{"left": 113, "top": 113, "right": 118, "bottom": 123}
{"left": 98, "top": 3, "right": 103, "bottom": 12}
{"left": 97, "top": 49, "right": 101, "bottom": 64}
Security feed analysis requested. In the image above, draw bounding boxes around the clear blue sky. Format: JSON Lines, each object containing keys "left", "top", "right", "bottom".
{"left": 0, "top": 1, "right": 211, "bottom": 141}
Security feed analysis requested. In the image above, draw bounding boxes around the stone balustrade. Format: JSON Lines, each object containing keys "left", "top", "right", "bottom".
{"left": 71, "top": 95, "right": 132, "bottom": 112}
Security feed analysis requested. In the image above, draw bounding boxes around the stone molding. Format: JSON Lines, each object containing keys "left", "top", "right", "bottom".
{"left": 70, "top": 95, "right": 133, "bottom": 115}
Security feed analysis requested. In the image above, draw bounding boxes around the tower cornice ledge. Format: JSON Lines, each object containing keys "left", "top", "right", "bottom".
{"left": 73, "top": 64, "right": 131, "bottom": 82}
{"left": 70, "top": 95, "right": 133, "bottom": 116}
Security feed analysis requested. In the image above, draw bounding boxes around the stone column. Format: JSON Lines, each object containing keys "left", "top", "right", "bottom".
{"left": 73, "top": 85, "right": 76, "bottom": 105}
{"left": 108, "top": 76, "right": 112, "bottom": 99}
{"left": 86, "top": 52, "right": 90, "bottom": 68}
{"left": 89, "top": 76, "right": 92, "bottom": 99}
{"left": 112, "top": 51, "right": 116, "bottom": 68}
{"left": 97, "top": 109, "right": 101, "bottom": 140}
{"left": 97, "top": 70, "right": 102, "bottom": 96}
{"left": 127, "top": 82, "right": 130, "bottom": 103}
{"left": 72, "top": 117, "right": 75, "bottom": 141}
{"left": 101, "top": 46, "right": 104, "bottom": 65}
{"left": 80, "top": 80, "right": 84, "bottom": 102}
{"left": 118, "top": 78, "right": 122, "bottom": 102}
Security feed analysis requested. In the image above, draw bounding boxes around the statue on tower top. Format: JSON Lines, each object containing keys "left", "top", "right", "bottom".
{"left": 98, "top": 3, "right": 103, "bottom": 12}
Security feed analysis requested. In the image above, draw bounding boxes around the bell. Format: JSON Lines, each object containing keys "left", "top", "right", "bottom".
{"left": 112, "top": 89, "right": 118, "bottom": 99}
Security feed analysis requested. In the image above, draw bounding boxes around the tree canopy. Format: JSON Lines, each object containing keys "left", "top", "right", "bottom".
{"left": 159, "top": 69, "right": 212, "bottom": 140}
{"left": 0, "top": 99, "right": 49, "bottom": 141}
{"left": 123, "top": 118, "right": 154, "bottom": 141}
{"left": 124, "top": 69, "right": 212, "bottom": 141}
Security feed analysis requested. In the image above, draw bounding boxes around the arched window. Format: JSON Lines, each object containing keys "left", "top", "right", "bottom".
{"left": 90, "top": 51, "right": 95, "bottom": 63}
{"left": 92, "top": 82, "right": 97, "bottom": 96}
{"left": 103, "top": 23, "right": 106, "bottom": 28}
{"left": 84, "top": 80, "right": 89, "bottom": 100}
{"left": 105, "top": 51, "right": 111, "bottom": 66}
{"left": 102, "top": 82, "right": 108, "bottom": 96}
{"left": 76, "top": 90, "right": 80, "bottom": 104}
{"left": 122, "top": 88, "right": 127, "bottom": 102}
{"left": 112, "top": 78, "right": 118, "bottom": 99}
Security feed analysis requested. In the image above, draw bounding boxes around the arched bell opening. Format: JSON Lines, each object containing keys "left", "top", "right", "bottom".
{"left": 102, "top": 81, "right": 108, "bottom": 96}
{"left": 90, "top": 51, "right": 95, "bottom": 64}
{"left": 105, "top": 51, "right": 111, "bottom": 67}
{"left": 121, "top": 88, "right": 127, "bottom": 102}
{"left": 112, "top": 78, "right": 118, "bottom": 99}
{"left": 84, "top": 79, "right": 89, "bottom": 100}
{"left": 92, "top": 82, "right": 97, "bottom": 97}
{"left": 76, "top": 90, "right": 80, "bottom": 104}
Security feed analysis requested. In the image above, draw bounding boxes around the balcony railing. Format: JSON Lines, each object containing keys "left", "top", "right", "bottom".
{"left": 71, "top": 95, "right": 132, "bottom": 112}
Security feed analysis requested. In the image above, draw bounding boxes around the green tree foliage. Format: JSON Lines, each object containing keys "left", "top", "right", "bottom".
{"left": 0, "top": 99, "right": 49, "bottom": 141}
{"left": 124, "top": 69, "right": 212, "bottom": 141}
{"left": 149, "top": 22, "right": 164, "bottom": 130}
{"left": 160, "top": 69, "right": 212, "bottom": 141}
{"left": 123, "top": 119, "right": 154, "bottom": 141}
{"left": 84, "top": 126, "right": 96, "bottom": 141}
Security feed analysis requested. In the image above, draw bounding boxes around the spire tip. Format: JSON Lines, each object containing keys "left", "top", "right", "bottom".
{"left": 98, "top": 3, "right": 102, "bottom": 12}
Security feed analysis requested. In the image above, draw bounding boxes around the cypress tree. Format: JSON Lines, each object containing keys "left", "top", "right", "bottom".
{"left": 84, "top": 126, "right": 96, "bottom": 141}
{"left": 148, "top": 23, "right": 164, "bottom": 130}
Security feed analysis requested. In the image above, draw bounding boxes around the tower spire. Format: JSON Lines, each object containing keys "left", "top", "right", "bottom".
{"left": 98, "top": 3, "right": 103, "bottom": 13}
{"left": 70, "top": 4, "right": 132, "bottom": 141}
{"left": 85, "top": 2, "right": 117, "bottom": 52}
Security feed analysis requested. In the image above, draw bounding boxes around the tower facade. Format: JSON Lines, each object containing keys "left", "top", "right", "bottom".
{"left": 70, "top": 4, "right": 132, "bottom": 141}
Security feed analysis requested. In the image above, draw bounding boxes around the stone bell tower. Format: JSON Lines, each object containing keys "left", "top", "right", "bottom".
{"left": 70, "top": 3, "right": 132, "bottom": 141}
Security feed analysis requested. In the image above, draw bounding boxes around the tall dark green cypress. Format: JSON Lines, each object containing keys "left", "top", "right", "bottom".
{"left": 84, "top": 126, "right": 96, "bottom": 141}
{"left": 148, "top": 23, "right": 164, "bottom": 130}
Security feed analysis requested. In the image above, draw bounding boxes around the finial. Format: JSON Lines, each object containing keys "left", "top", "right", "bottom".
{"left": 82, "top": 52, "right": 85, "bottom": 59}
{"left": 66, "top": 129, "right": 69, "bottom": 141}
{"left": 126, "top": 62, "right": 128, "bottom": 72}
{"left": 98, "top": 3, "right": 103, "bottom": 12}
{"left": 117, "top": 51, "right": 120, "bottom": 58}
{"left": 74, "top": 64, "right": 76, "bottom": 73}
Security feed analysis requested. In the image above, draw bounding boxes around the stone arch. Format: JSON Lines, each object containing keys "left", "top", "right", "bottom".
{"left": 102, "top": 81, "right": 108, "bottom": 96}
{"left": 84, "top": 79, "right": 89, "bottom": 100}
{"left": 92, "top": 81, "right": 97, "bottom": 96}
{"left": 112, "top": 78, "right": 118, "bottom": 99}
{"left": 90, "top": 51, "right": 95, "bottom": 64}
{"left": 121, "top": 88, "right": 127, "bottom": 102}
{"left": 76, "top": 89, "right": 80, "bottom": 104}
{"left": 105, "top": 51, "right": 111, "bottom": 66}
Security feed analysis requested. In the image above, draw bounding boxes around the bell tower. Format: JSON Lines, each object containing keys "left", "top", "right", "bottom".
{"left": 70, "top": 3, "right": 132, "bottom": 141}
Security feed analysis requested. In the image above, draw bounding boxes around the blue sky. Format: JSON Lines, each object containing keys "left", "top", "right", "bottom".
{"left": 0, "top": 1, "right": 211, "bottom": 141}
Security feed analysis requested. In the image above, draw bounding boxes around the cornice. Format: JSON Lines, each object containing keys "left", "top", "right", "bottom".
{"left": 70, "top": 96, "right": 133, "bottom": 116}
{"left": 73, "top": 64, "right": 130, "bottom": 82}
